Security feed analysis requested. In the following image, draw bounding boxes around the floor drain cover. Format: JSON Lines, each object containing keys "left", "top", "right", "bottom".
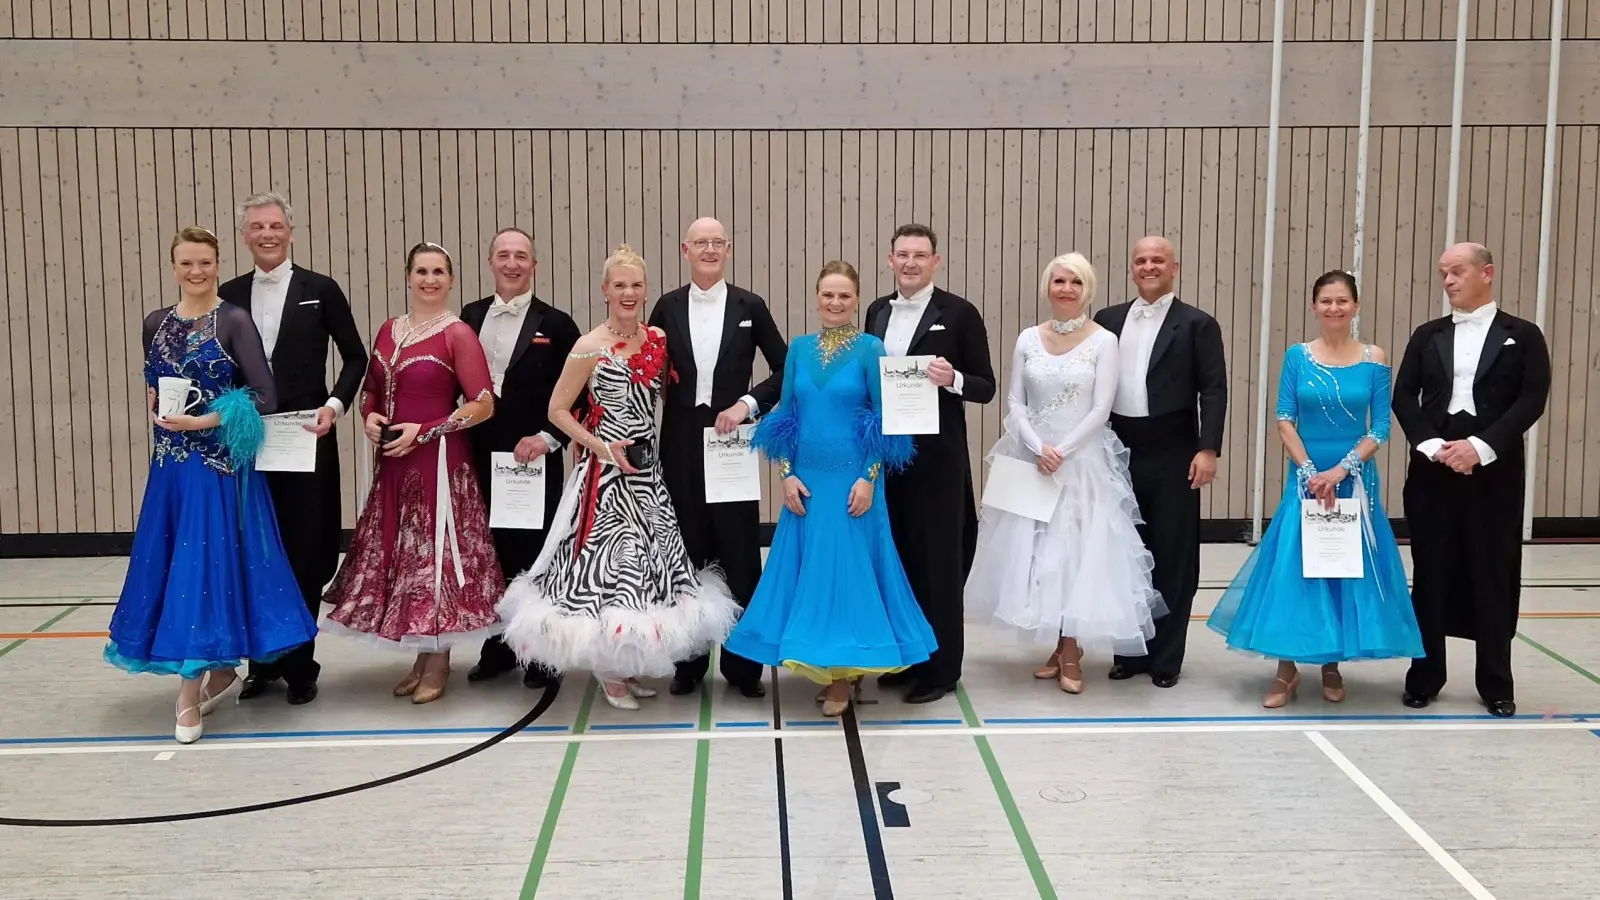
{"left": 1038, "top": 787, "right": 1086, "bottom": 804}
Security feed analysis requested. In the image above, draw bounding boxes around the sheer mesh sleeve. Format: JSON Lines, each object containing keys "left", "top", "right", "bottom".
{"left": 1001, "top": 332, "right": 1046, "bottom": 455}
{"left": 1366, "top": 360, "right": 1392, "bottom": 444}
{"left": 215, "top": 303, "right": 278, "bottom": 414}
{"left": 1055, "top": 331, "right": 1120, "bottom": 457}
{"left": 416, "top": 321, "right": 496, "bottom": 444}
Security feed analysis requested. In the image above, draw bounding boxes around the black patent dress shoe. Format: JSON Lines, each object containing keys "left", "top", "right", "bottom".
{"left": 1401, "top": 691, "right": 1433, "bottom": 709}
{"left": 1485, "top": 700, "right": 1516, "bottom": 718}
{"left": 1151, "top": 672, "right": 1180, "bottom": 689}
{"left": 876, "top": 670, "right": 915, "bottom": 688}
{"left": 1107, "top": 664, "right": 1148, "bottom": 681}
{"left": 238, "top": 674, "right": 278, "bottom": 700}
{"left": 286, "top": 681, "right": 318, "bottom": 705}
{"left": 467, "top": 660, "right": 515, "bottom": 682}
{"left": 670, "top": 676, "right": 699, "bottom": 696}
{"left": 734, "top": 680, "right": 766, "bottom": 699}
{"left": 904, "top": 683, "right": 951, "bottom": 704}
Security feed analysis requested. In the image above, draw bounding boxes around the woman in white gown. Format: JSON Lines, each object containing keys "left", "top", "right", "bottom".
{"left": 964, "top": 252, "right": 1166, "bottom": 693}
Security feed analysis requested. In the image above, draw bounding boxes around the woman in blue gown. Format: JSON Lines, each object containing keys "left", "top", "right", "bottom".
{"left": 1207, "top": 271, "right": 1422, "bottom": 707}
{"left": 106, "top": 227, "right": 318, "bottom": 743}
{"left": 724, "top": 260, "right": 936, "bottom": 717}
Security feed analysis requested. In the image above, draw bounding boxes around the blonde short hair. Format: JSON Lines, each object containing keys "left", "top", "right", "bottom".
{"left": 602, "top": 242, "right": 647, "bottom": 283}
{"left": 1039, "top": 252, "right": 1097, "bottom": 308}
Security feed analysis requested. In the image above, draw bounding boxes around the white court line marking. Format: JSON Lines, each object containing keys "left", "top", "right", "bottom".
{"left": 0, "top": 719, "right": 1593, "bottom": 758}
{"left": 153, "top": 751, "right": 174, "bottom": 761}
{"left": 1307, "top": 731, "right": 1497, "bottom": 900}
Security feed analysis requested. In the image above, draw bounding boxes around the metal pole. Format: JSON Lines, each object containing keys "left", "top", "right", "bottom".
{"left": 1250, "top": 0, "right": 1287, "bottom": 544}
{"left": 1442, "top": 0, "right": 1471, "bottom": 315}
{"left": 1523, "top": 0, "right": 1564, "bottom": 541}
{"left": 1351, "top": 0, "right": 1378, "bottom": 339}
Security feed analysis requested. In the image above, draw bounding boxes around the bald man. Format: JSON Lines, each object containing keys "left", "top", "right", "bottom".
{"left": 1393, "top": 243, "right": 1549, "bottom": 717}
{"left": 649, "top": 217, "right": 788, "bottom": 698}
{"left": 1094, "top": 236, "right": 1228, "bottom": 687}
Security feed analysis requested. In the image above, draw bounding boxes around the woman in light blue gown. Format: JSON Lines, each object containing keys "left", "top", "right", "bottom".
{"left": 724, "top": 260, "right": 935, "bottom": 717}
{"left": 1207, "top": 271, "right": 1422, "bottom": 707}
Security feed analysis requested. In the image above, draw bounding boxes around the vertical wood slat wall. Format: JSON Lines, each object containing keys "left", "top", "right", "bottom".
{"left": 2, "top": 0, "right": 1598, "bottom": 542}
{"left": 2, "top": 0, "right": 1597, "bottom": 40}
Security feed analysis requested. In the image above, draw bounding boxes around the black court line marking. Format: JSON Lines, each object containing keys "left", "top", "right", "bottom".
{"left": 0, "top": 681, "right": 560, "bottom": 828}
{"left": 842, "top": 700, "right": 895, "bottom": 900}
{"left": 874, "top": 781, "right": 910, "bottom": 828}
{"left": 769, "top": 665, "right": 794, "bottom": 900}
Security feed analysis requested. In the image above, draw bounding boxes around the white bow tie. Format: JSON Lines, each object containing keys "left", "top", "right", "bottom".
{"left": 1451, "top": 306, "right": 1495, "bottom": 325}
{"left": 1131, "top": 299, "right": 1168, "bottom": 319}
{"left": 488, "top": 301, "right": 525, "bottom": 317}
{"left": 890, "top": 297, "right": 924, "bottom": 309}
{"left": 254, "top": 270, "right": 286, "bottom": 285}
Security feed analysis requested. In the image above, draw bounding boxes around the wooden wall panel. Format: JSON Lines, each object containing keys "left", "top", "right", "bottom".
{"left": 7, "top": 0, "right": 1594, "bottom": 39}
{"left": 4, "top": 124, "right": 1594, "bottom": 535}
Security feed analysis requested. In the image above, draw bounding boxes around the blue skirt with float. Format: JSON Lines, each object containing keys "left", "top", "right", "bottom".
{"left": 722, "top": 329, "right": 937, "bottom": 684}
{"left": 106, "top": 314, "right": 317, "bottom": 678}
{"left": 1206, "top": 343, "right": 1422, "bottom": 664}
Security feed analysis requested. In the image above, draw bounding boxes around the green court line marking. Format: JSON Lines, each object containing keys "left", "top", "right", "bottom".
{"left": 0, "top": 604, "right": 84, "bottom": 661}
{"left": 682, "top": 676, "right": 715, "bottom": 899}
{"left": 955, "top": 684, "right": 1059, "bottom": 900}
{"left": 519, "top": 678, "right": 597, "bottom": 900}
{"left": 1517, "top": 632, "right": 1600, "bottom": 687}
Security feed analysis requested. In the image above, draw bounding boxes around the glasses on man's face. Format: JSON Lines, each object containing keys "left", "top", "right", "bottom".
{"left": 689, "top": 239, "right": 729, "bottom": 251}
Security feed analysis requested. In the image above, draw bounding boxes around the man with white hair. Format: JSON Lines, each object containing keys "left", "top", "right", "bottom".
{"left": 219, "top": 191, "right": 368, "bottom": 706}
{"left": 650, "top": 217, "right": 788, "bottom": 698}
{"left": 1394, "top": 242, "right": 1550, "bottom": 717}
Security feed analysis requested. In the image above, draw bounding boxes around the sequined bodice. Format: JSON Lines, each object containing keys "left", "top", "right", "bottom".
{"left": 1275, "top": 342, "right": 1392, "bottom": 509}
{"left": 788, "top": 327, "right": 874, "bottom": 474}
{"left": 1015, "top": 327, "right": 1106, "bottom": 444}
{"left": 371, "top": 318, "right": 470, "bottom": 428}
{"left": 146, "top": 308, "right": 241, "bottom": 472}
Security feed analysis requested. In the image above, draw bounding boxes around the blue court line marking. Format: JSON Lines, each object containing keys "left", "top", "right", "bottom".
{"left": 10, "top": 710, "right": 1595, "bottom": 747}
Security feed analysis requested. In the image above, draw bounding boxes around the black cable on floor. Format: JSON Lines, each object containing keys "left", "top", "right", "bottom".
{"left": 0, "top": 680, "right": 560, "bottom": 828}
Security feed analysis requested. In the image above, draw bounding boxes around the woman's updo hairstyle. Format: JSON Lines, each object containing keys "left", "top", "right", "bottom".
{"left": 1311, "top": 270, "right": 1358, "bottom": 304}
{"left": 816, "top": 259, "right": 861, "bottom": 294}
{"left": 169, "top": 226, "right": 219, "bottom": 262}
{"left": 406, "top": 241, "right": 454, "bottom": 276}
{"left": 602, "top": 242, "right": 648, "bottom": 282}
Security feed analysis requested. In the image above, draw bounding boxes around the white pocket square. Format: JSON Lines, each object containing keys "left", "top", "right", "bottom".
{"left": 1503, "top": 337, "right": 1515, "bottom": 345}
{"left": 929, "top": 324, "right": 946, "bottom": 331}
{"left": 738, "top": 320, "right": 752, "bottom": 327}
{"left": 298, "top": 299, "right": 320, "bottom": 306}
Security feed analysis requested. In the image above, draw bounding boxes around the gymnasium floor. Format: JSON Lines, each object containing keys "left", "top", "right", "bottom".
{"left": 1, "top": 545, "right": 1598, "bottom": 899}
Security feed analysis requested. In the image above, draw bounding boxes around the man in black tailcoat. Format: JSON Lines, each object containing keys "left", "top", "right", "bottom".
{"left": 221, "top": 191, "right": 368, "bottom": 705}
{"left": 462, "top": 227, "right": 583, "bottom": 689}
{"left": 1394, "top": 242, "right": 1550, "bottom": 718}
{"left": 865, "top": 223, "right": 996, "bottom": 705}
{"left": 650, "top": 216, "right": 788, "bottom": 699}
{"left": 1094, "top": 235, "right": 1228, "bottom": 688}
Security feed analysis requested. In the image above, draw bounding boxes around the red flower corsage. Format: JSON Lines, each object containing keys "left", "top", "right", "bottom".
{"left": 627, "top": 330, "right": 670, "bottom": 385}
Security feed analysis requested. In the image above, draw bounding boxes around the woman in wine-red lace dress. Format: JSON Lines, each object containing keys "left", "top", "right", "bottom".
{"left": 322, "top": 242, "right": 504, "bottom": 703}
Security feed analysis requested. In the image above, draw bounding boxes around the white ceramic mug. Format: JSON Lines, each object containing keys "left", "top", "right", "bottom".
{"left": 157, "top": 376, "right": 202, "bottom": 418}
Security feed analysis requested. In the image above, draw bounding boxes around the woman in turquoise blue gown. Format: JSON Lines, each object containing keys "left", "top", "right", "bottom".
{"left": 1207, "top": 271, "right": 1421, "bottom": 707}
{"left": 106, "top": 227, "right": 318, "bottom": 743}
{"left": 724, "top": 261, "right": 936, "bottom": 716}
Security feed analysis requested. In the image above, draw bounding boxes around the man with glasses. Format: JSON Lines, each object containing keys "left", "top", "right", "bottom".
{"left": 650, "top": 216, "right": 788, "bottom": 698}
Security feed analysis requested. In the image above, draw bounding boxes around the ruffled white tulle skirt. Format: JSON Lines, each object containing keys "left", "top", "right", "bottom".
{"left": 964, "top": 427, "right": 1167, "bottom": 657}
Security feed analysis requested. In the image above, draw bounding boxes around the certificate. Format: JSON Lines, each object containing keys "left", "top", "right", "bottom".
{"left": 254, "top": 410, "right": 319, "bottom": 472}
{"left": 879, "top": 355, "right": 939, "bottom": 435}
{"left": 979, "top": 455, "right": 1062, "bottom": 522}
{"left": 704, "top": 425, "right": 761, "bottom": 504}
{"left": 489, "top": 452, "right": 546, "bottom": 530}
{"left": 1300, "top": 498, "right": 1363, "bottom": 579}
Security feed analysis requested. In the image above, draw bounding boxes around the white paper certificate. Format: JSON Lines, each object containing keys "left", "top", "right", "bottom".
{"left": 254, "top": 410, "right": 319, "bottom": 472}
{"left": 489, "top": 452, "right": 546, "bottom": 530}
{"left": 979, "top": 455, "right": 1063, "bottom": 522}
{"left": 704, "top": 425, "right": 762, "bottom": 504}
{"left": 1300, "top": 498, "right": 1363, "bottom": 579}
{"left": 879, "top": 355, "right": 939, "bottom": 435}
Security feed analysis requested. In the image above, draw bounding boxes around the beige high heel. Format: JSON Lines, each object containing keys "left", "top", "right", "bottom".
{"left": 820, "top": 679, "right": 861, "bottom": 717}
{"left": 1321, "top": 665, "right": 1346, "bottom": 703}
{"left": 1057, "top": 647, "right": 1085, "bottom": 694}
{"left": 1034, "top": 650, "right": 1062, "bottom": 680}
{"left": 394, "top": 658, "right": 426, "bottom": 697}
{"left": 1264, "top": 670, "right": 1300, "bottom": 708}
{"left": 411, "top": 662, "right": 451, "bottom": 704}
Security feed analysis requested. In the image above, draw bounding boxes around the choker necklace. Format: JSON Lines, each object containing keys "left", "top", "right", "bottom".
{"left": 1047, "top": 313, "right": 1087, "bottom": 334}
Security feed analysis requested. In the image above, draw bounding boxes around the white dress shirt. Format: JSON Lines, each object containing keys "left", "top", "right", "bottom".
{"left": 884, "top": 283, "right": 963, "bottom": 394}
{"left": 688, "top": 280, "right": 757, "bottom": 416}
{"left": 1112, "top": 292, "right": 1174, "bottom": 418}
{"left": 251, "top": 258, "right": 345, "bottom": 416}
{"left": 1416, "top": 302, "right": 1499, "bottom": 466}
{"left": 477, "top": 289, "right": 554, "bottom": 452}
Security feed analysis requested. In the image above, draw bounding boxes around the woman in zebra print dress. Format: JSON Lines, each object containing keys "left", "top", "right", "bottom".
{"left": 498, "top": 243, "right": 741, "bottom": 709}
